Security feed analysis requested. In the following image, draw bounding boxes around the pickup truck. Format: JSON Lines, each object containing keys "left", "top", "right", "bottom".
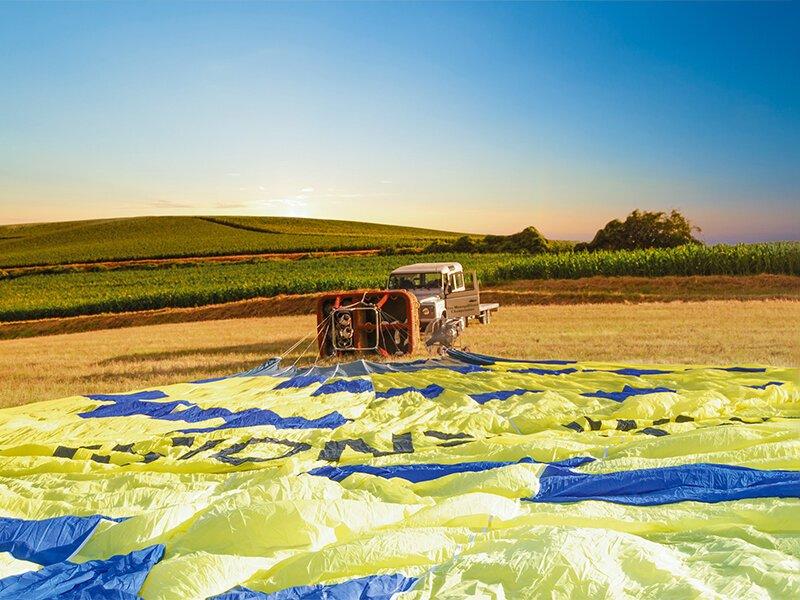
{"left": 387, "top": 262, "right": 499, "bottom": 328}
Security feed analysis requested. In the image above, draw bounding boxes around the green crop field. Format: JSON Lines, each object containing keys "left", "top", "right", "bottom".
{"left": 494, "top": 242, "right": 800, "bottom": 280}
{"left": 0, "top": 216, "right": 466, "bottom": 267}
{"left": 1, "top": 242, "right": 797, "bottom": 321}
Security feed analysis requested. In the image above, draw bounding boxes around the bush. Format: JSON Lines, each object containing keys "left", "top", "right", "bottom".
{"left": 488, "top": 226, "right": 549, "bottom": 254}
{"left": 423, "top": 239, "right": 455, "bottom": 253}
{"left": 451, "top": 235, "right": 482, "bottom": 252}
{"left": 576, "top": 210, "right": 701, "bottom": 252}
{"left": 425, "top": 227, "right": 549, "bottom": 255}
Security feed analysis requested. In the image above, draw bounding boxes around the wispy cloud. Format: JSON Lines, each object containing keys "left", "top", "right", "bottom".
{"left": 213, "top": 200, "right": 250, "bottom": 209}
{"left": 318, "top": 192, "right": 366, "bottom": 199}
{"left": 137, "top": 198, "right": 193, "bottom": 209}
{"left": 263, "top": 197, "right": 308, "bottom": 208}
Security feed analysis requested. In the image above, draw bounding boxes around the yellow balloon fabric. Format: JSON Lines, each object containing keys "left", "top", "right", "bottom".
{"left": 0, "top": 351, "right": 798, "bottom": 599}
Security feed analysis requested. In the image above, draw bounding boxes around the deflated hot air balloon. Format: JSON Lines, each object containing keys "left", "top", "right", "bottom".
{"left": 0, "top": 350, "right": 798, "bottom": 599}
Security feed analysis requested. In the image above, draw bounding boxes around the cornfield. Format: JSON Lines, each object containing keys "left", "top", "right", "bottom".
{"left": 0, "top": 243, "right": 797, "bottom": 321}
{"left": 491, "top": 242, "right": 800, "bottom": 280}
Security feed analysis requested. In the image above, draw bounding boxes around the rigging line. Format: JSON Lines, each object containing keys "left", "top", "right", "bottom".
{"left": 292, "top": 335, "right": 321, "bottom": 370}
{"left": 279, "top": 325, "right": 317, "bottom": 359}
{"left": 290, "top": 315, "right": 331, "bottom": 370}
{"left": 337, "top": 289, "right": 375, "bottom": 311}
{"left": 378, "top": 307, "right": 413, "bottom": 356}
{"left": 279, "top": 313, "right": 331, "bottom": 360}
{"left": 375, "top": 308, "right": 397, "bottom": 352}
{"left": 379, "top": 307, "right": 411, "bottom": 345}
{"left": 312, "top": 317, "right": 332, "bottom": 368}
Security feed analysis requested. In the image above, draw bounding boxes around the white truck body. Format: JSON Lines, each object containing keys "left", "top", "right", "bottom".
{"left": 387, "top": 262, "right": 499, "bottom": 326}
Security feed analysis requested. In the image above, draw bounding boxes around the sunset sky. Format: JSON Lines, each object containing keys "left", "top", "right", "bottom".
{"left": 1, "top": 2, "right": 798, "bottom": 243}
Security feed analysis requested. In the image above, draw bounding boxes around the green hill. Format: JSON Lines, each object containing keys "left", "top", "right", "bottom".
{"left": 0, "top": 216, "right": 467, "bottom": 267}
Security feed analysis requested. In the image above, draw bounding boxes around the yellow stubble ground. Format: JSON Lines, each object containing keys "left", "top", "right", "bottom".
{"left": 1, "top": 300, "right": 797, "bottom": 408}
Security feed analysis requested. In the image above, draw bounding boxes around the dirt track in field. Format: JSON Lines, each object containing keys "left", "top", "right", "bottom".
{"left": 485, "top": 274, "right": 800, "bottom": 304}
{"left": 3, "top": 248, "right": 382, "bottom": 276}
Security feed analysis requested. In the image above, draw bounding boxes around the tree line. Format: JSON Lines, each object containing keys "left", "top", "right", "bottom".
{"left": 425, "top": 210, "right": 701, "bottom": 254}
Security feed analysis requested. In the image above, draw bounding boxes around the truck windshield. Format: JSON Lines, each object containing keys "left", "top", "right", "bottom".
{"left": 388, "top": 273, "right": 442, "bottom": 290}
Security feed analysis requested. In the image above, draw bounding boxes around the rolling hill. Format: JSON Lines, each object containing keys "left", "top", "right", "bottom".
{"left": 0, "top": 216, "right": 467, "bottom": 267}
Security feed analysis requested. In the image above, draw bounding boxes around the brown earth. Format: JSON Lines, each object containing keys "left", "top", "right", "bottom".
{"left": 0, "top": 294, "right": 321, "bottom": 339}
{"left": 483, "top": 274, "right": 800, "bottom": 304}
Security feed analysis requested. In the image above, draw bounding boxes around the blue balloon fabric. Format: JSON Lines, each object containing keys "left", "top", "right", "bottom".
{"left": 210, "top": 573, "right": 417, "bottom": 600}
{"left": 0, "top": 545, "right": 165, "bottom": 600}
{"left": 528, "top": 463, "right": 800, "bottom": 506}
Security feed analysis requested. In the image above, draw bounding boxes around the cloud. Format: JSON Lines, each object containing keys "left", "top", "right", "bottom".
{"left": 263, "top": 197, "right": 308, "bottom": 208}
{"left": 137, "top": 198, "right": 193, "bottom": 209}
{"left": 227, "top": 172, "right": 241, "bottom": 177}
{"left": 254, "top": 195, "right": 311, "bottom": 217}
{"left": 300, "top": 187, "right": 315, "bottom": 193}
{"left": 213, "top": 200, "right": 249, "bottom": 209}
{"left": 319, "top": 192, "right": 365, "bottom": 199}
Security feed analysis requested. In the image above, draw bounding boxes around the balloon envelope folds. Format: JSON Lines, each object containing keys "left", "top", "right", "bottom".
{"left": 0, "top": 350, "right": 798, "bottom": 599}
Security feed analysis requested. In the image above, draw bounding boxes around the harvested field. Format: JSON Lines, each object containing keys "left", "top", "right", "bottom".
{"left": 1, "top": 300, "right": 797, "bottom": 408}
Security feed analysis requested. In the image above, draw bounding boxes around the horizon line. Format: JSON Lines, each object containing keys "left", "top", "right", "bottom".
{"left": 2, "top": 213, "right": 798, "bottom": 246}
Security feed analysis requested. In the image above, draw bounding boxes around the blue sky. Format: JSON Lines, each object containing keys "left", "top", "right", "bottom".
{"left": 1, "top": 1, "right": 798, "bottom": 242}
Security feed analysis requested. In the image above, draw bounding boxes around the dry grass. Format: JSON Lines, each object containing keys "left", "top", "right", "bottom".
{"left": 1, "top": 300, "right": 797, "bottom": 409}
{"left": 460, "top": 301, "right": 800, "bottom": 367}
{"left": 0, "top": 314, "right": 316, "bottom": 409}
{"left": 0, "top": 294, "right": 319, "bottom": 340}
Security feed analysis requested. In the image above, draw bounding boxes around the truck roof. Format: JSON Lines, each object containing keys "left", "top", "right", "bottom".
{"left": 390, "top": 262, "right": 463, "bottom": 275}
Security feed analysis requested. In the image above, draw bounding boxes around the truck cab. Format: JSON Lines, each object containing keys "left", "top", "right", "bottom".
{"left": 387, "top": 262, "right": 465, "bottom": 325}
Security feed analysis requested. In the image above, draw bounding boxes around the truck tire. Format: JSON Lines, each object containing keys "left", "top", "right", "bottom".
{"left": 479, "top": 311, "right": 490, "bottom": 325}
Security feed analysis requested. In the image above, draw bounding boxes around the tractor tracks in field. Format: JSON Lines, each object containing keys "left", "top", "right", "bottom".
{"left": 1, "top": 248, "right": 383, "bottom": 278}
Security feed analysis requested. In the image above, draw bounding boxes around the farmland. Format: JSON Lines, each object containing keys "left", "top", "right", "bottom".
{"left": 0, "top": 216, "right": 467, "bottom": 267}
{"left": 1, "top": 242, "right": 799, "bottom": 321}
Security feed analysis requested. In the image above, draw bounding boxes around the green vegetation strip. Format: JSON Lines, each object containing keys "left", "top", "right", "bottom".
{"left": 1, "top": 243, "right": 797, "bottom": 321}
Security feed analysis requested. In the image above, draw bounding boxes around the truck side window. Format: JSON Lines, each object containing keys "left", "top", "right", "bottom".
{"left": 454, "top": 273, "right": 464, "bottom": 289}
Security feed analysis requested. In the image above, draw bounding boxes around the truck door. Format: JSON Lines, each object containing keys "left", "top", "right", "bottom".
{"left": 445, "top": 271, "right": 480, "bottom": 318}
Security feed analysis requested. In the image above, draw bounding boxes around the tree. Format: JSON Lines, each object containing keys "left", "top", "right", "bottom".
{"left": 424, "top": 226, "right": 550, "bottom": 254}
{"left": 488, "top": 226, "right": 549, "bottom": 254}
{"left": 576, "top": 210, "right": 701, "bottom": 252}
{"left": 451, "top": 235, "right": 481, "bottom": 253}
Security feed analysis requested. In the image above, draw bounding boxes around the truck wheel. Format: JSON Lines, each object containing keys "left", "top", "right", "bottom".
{"left": 479, "top": 311, "right": 490, "bottom": 325}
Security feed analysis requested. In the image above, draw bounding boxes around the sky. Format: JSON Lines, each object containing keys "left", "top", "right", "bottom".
{"left": 1, "top": 2, "right": 798, "bottom": 243}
